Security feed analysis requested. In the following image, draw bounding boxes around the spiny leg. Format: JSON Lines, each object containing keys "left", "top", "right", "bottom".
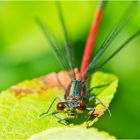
{"left": 86, "top": 103, "right": 99, "bottom": 111}
{"left": 85, "top": 94, "right": 111, "bottom": 128}
{"left": 85, "top": 84, "right": 111, "bottom": 127}
{"left": 40, "top": 96, "right": 63, "bottom": 117}
{"left": 52, "top": 111, "right": 69, "bottom": 125}
{"left": 87, "top": 83, "right": 110, "bottom": 95}
{"left": 87, "top": 83, "right": 111, "bottom": 117}
{"left": 82, "top": 84, "right": 110, "bottom": 100}
{"left": 95, "top": 95, "right": 111, "bottom": 117}
{"left": 83, "top": 84, "right": 110, "bottom": 100}
{"left": 86, "top": 108, "right": 98, "bottom": 128}
{"left": 89, "top": 94, "right": 111, "bottom": 117}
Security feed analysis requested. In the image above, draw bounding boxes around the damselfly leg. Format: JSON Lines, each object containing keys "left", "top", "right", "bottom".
{"left": 52, "top": 111, "right": 69, "bottom": 125}
{"left": 86, "top": 83, "right": 110, "bottom": 97}
{"left": 40, "top": 96, "right": 63, "bottom": 117}
{"left": 85, "top": 84, "right": 111, "bottom": 127}
{"left": 89, "top": 94, "right": 111, "bottom": 117}
{"left": 88, "top": 83, "right": 112, "bottom": 117}
{"left": 86, "top": 108, "right": 98, "bottom": 128}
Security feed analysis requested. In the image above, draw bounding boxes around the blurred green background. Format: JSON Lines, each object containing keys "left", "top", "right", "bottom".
{"left": 0, "top": 1, "right": 140, "bottom": 139}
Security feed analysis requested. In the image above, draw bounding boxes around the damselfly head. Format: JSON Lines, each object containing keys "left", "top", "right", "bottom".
{"left": 57, "top": 101, "right": 86, "bottom": 120}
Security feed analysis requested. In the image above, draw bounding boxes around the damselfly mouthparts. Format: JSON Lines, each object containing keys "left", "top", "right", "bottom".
{"left": 38, "top": 1, "right": 140, "bottom": 127}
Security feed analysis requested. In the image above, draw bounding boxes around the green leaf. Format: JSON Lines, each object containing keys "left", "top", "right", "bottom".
{"left": 29, "top": 127, "right": 116, "bottom": 140}
{"left": 0, "top": 71, "right": 118, "bottom": 139}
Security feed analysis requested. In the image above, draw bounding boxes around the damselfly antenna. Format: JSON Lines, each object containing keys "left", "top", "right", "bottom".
{"left": 84, "top": 1, "right": 138, "bottom": 78}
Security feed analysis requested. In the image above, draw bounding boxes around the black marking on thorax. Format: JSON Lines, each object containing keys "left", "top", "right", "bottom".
{"left": 68, "top": 79, "right": 82, "bottom": 97}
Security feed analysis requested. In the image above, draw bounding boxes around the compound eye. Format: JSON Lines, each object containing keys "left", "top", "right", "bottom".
{"left": 57, "top": 102, "right": 65, "bottom": 110}
{"left": 77, "top": 102, "right": 86, "bottom": 110}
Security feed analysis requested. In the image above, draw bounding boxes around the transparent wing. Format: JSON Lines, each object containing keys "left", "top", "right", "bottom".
{"left": 84, "top": 1, "right": 138, "bottom": 78}
{"left": 94, "top": 30, "right": 140, "bottom": 70}
{"left": 36, "top": 18, "right": 70, "bottom": 71}
{"left": 56, "top": 2, "right": 75, "bottom": 79}
{"left": 36, "top": 2, "right": 76, "bottom": 79}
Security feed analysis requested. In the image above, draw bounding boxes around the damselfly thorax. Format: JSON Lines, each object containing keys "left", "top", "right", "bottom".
{"left": 66, "top": 79, "right": 86, "bottom": 99}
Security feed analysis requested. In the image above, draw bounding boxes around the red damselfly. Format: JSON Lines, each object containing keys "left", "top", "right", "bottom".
{"left": 37, "top": 1, "right": 140, "bottom": 127}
